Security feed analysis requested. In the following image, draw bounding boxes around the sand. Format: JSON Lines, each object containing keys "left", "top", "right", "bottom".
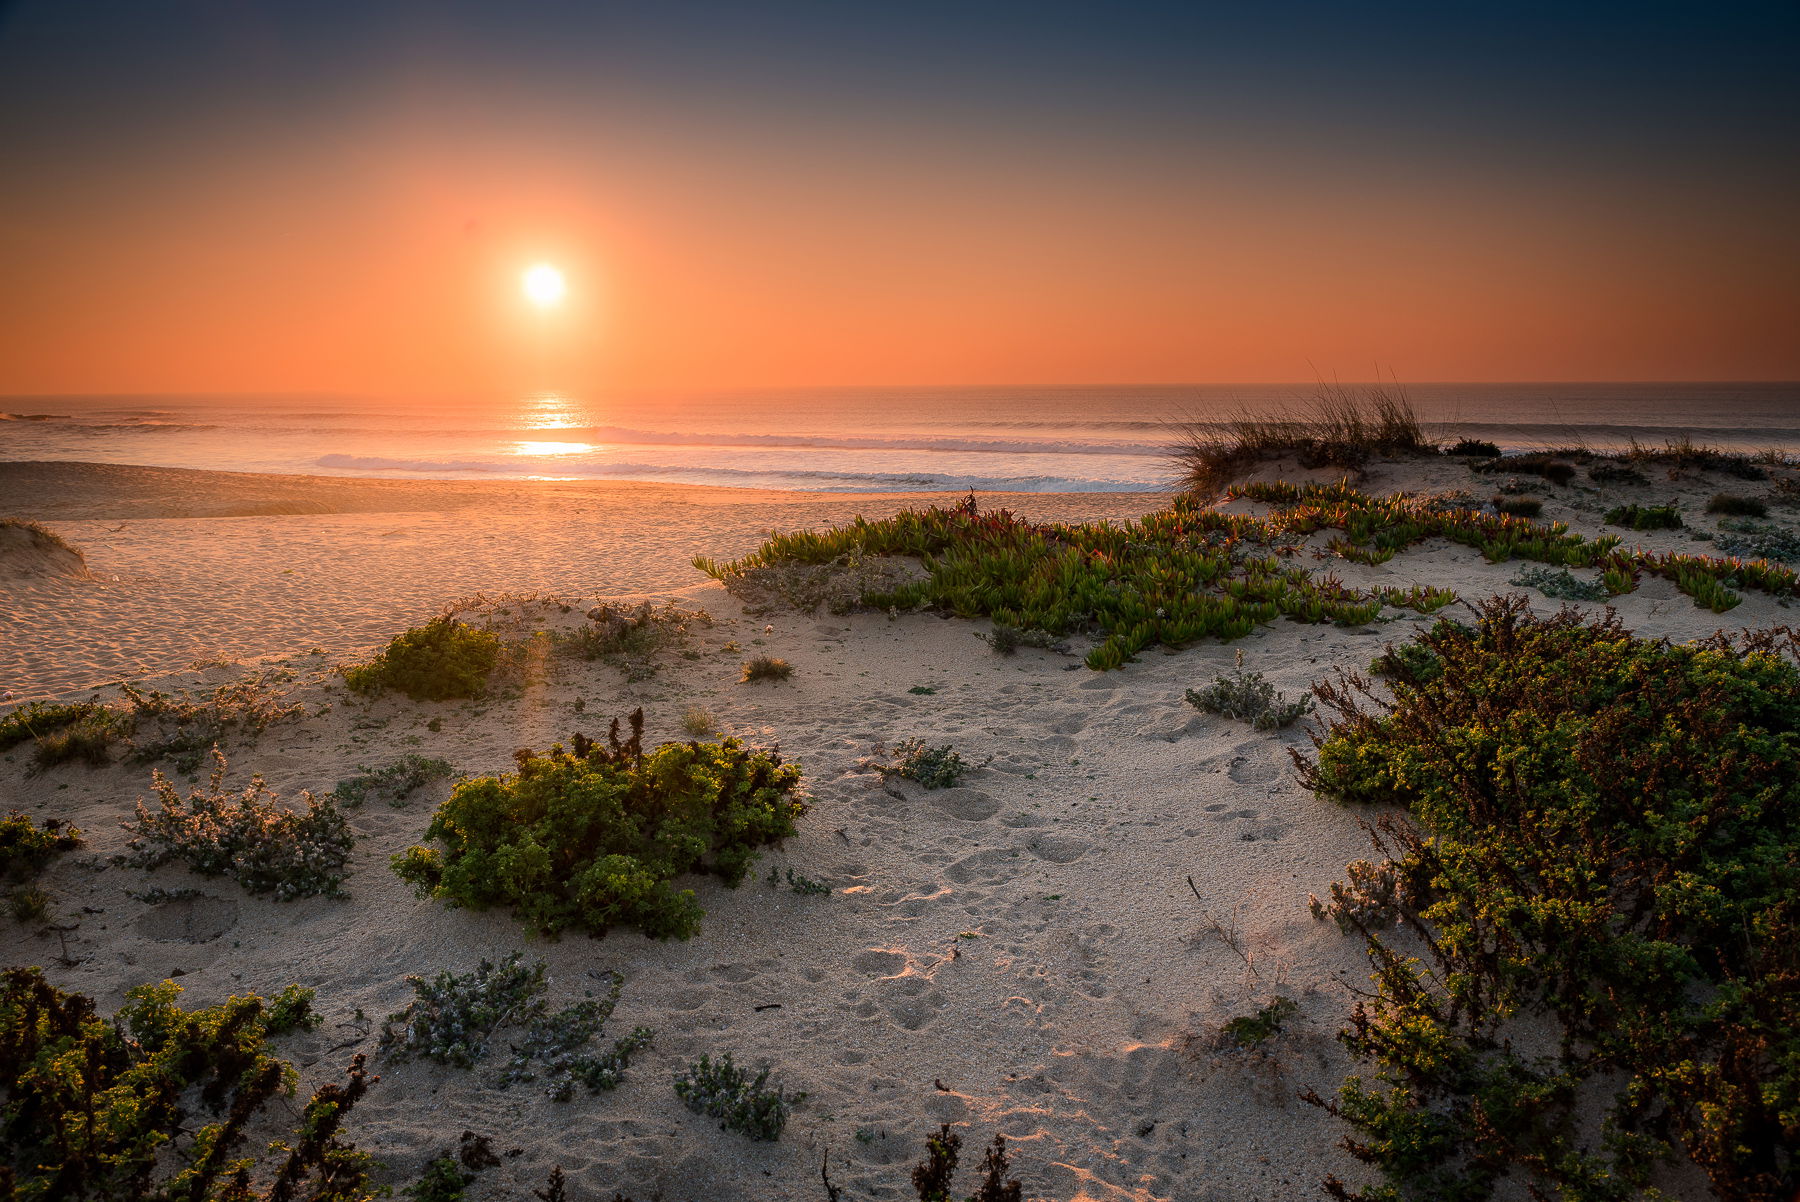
{"left": 3, "top": 455, "right": 1796, "bottom": 1201}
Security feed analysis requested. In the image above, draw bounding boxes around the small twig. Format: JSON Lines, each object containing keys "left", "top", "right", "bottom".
{"left": 754, "top": 1003, "right": 783, "bottom": 1012}
{"left": 820, "top": 1148, "right": 844, "bottom": 1201}
{"left": 1186, "top": 876, "right": 1255, "bottom": 972}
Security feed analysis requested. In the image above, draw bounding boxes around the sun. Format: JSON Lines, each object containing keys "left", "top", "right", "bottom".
{"left": 522, "top": 263, "right": 566, "bottom": 307}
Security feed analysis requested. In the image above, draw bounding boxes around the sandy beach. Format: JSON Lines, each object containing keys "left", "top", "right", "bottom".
{"left": 4, "top": 454, "right": 1797, "bottom": 1200}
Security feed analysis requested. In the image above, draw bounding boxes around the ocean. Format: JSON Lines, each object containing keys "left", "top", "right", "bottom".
{"left": 3, "top": 383, "right": 1797, "bottom": 493}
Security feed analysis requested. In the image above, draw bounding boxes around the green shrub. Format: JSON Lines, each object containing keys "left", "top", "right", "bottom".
{"left": 1185, "top": 669, "right": 1314, "bottom": 730}
{"left": 1219, "top": 995, "right": 1298, "bottom": 1049}
{"left": 740, "top": 655, "right": 793, "bottom": 682}
{"left": 393, "top": 710, "right": 805, "bottom": 939}
{"left": 332, "top": 755, "right": 456, "bottom": 808}
{"left": 1491, "top": 496, "right": 1541, "bottom": 518}
{"left": 344, "top": 618, "right": 501, "bottom": 701}
{"left": 908, "top": 1124, "right": 1026, "bottom": 1202}
{"left": 0, "top": 700, "right": 108, "bottom": 754}
{"left": 1716, "top": 517, "right": 1800, "bottom": 563}
{"left": 1443, "top": 438, "right": 1499, "bottom": 458}
{"left": 1604, "top": 502, "right": 1683, "bottom": 530}
{"left": 1300, "top": 598, "right": 1800, "bottom": 1200}
{"left": 0, "top": 967, "right": 376, "bottom": 1201}
{"left": 379, "top": 953, "right": 652, "bottom": 1102}
{"left": 124, "top": 747, "right": 354, "bottom": 900}
{"left": 1707, "top": 492, "right": 1769, "bottom": 517}
{"left": 1, "top": 811, "right": 81, "bottom": 880}
{"left": 559, "top": 601, "right": 707, "bottom": 681}
{"left": 673, "top": 1052, "right": 804, "bottom": 1141}
{"left": 1589, "top": 461, "right": 1649, "bottom": 486}
{"left": 1368, "top": 640, "right": 1442, "bottom": 683}
{"left": 1508, "top": 564, "right": 1609, "bottom": 602}
{"left": 978, "top": 624, "right": 1066, "bottom": 655}
{"left": 882, "top": 738, "right": 969, "bottom": 789}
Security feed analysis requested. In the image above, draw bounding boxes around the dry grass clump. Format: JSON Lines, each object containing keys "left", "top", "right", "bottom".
{"left": 1170, "top": 383, "right": 1432, "bottom": 495}
{"left": 0, "top": 517, "right": 79, "bottom": 555}
{"left": 740, "top": 656, "right": 793, "bottom": 683}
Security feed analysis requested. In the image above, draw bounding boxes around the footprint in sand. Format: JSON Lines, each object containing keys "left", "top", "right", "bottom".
{"left": 134, "top": 895, "right": 240, "bottom": 943}
{"left": 928, "top": 787, "right": 1000, "bottom": 821}
{"left": 1028, "top": 833, "right": 1091, "bottom": 864}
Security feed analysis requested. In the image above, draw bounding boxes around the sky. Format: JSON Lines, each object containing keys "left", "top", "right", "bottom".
{"left": 0, "top": 1, "right": 1796, "bottom": 395}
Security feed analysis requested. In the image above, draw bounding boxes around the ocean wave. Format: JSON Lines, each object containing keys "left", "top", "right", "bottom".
{"left": 312, "top": 453, "right": 1166, "bottom": 493}
{"left": 544, "top": 426, "right": 1169, "bottom": 456}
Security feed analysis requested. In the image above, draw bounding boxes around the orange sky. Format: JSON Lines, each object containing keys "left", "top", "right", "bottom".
{"left": 2, "top": 4, "right": 1796, "bottom": 395}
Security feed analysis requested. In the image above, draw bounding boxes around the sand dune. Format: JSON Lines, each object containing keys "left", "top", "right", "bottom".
{"left": 3, "top": 455, "right": 1796, "bottom": 1200}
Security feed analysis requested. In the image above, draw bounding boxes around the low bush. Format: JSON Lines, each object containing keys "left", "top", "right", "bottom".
{"left": 343, "top": 618, "right": 501, "bottom": 701}
{"left": 1708, "top": 492, "right": 1769, "bottom": 517}
{"left": 560, "top": 601, "right": 707, "bottom": 681}
{"left": 680, "top": 705, "right": 716, "bottom": 737}
{"left": 393, "top": 710, "right": 806, "bottom": 939}
{"left": 977, "top": 624, "right": 1066, "bottom": 655}
{"left": 1508, "top": 563, "right": 1609, "bottom": 602}
{"left": 881, "top": 738, "right": 969, "bottom": 789}
{"left": 1471, "top": 454, "right": 1576, "bottom": 485}
{"left": 0, "top": 967, "right": 376, "bottom": 1201}
{"left": 908, "top": 1124, "right": 1025, "bottom": 1202}
{"left": 1588, "top": 461, "right": 1649, "bottom": 486}
{"left": 1367, "top": 640, "right": 1442, "bottom": 683}
{"left": 1604, "top": 501, "right": 1683, "bottom": 530}
{"left": 673, "top": 1052, "right": 804, "bottom": 1141}
{"left": 1490, "top": 496, "right": 1541, "bottom": 518}
{"left": 117, "top": 675, "right": 307, "bottom": 771}
{"left": 123, "top": 747, "right": 355, "bottom": 900}
{"left": 740, "top": 656, "right": 793, "bottom": 682}
{"left": 1299, "top": 598, "right": 1800, "bottom": 1200}
{"left": 1625, "top": 436, "right": 1767, "bottom": 480}
{"left": 1443, "top": 438, "right": 1499, "bottom": 458}
{"left": 332, "top": 755, "right": 456, "bottom": 808}
{"left": 1, "top": 811, "right": 82, "bottom": 879}
{"left": 379, "top": 953, "right": 653, "bottom": 1102}
{"left": 1185, "top": 669, "right": 1314, "bottom": 730}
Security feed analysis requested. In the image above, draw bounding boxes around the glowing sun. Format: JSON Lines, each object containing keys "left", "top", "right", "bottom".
{"left": 522, "top": 264, "right": 566, "bottom": 307}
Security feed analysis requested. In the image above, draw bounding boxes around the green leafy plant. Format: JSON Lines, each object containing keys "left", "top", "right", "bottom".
{"left": 882, "top": 738, "right": 969, "bottom": 789}
{"left": 766, "top": 866, "right": 830, "bottom": 895}
{"left": 1218, "top": 996, "right": 1298, "bottom": 1049}
{"left": 2, "top": 811, "right": 81, "bottom": 880}
{"left": 1715, "top": 517, "right": 1800, "bottom": 564}
{"left": 124, "top": 747, "right": 354, "bottom": 900}
{"left": 0, "top": 700, "right": 112, "bottom": 756}
{"left": 740, "top": 655, "right": 793, "bottom": 682}
{"left": 344, "top": 618, "right": 501, "bottom": 701}
{"left": 1368, "top": 639, "right": 1443, "bottom": 683}
{"left": 1604, "top": 501, "right": 1683, "bottom": 530}
{"left": 1507, "top": 563, "right": 1609, "bottom": 602}
{"left": 0, "top": 967, "right": 376, "bottom": 1201}
{"left": 909, "top": 1124, "right": 1025, "bottom": 1202}
{"left": 1299, "top": 598, "right": 1800, "bottom": 1201}
{"left": 1185, "top": 670, "right": 1313, "bottom": 730}
{"left": 380, "top": 953, "right": 652, "bottom": 1102}
{"left": 393, "top": 710, "right": 805, "bottom": 939}
{"left": 332, "top": 755, "right": 456, "bottom": 808}
{"left": 672, "top": 1052, "right": 804, "bottom": 1141}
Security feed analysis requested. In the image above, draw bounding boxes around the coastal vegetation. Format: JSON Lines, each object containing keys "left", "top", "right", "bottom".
{"left": 879, "top": 738, "right": 970, "bottom": 788}
{"left": 1300, "top": 598, "right": 1800, "bottom": 1201}
{"left": 0, "top": 968, "right": 377, "bottom": 1201}
{"left": 1168, "top": 384, "right": 1433, "bottom": 494}
{"left": 672, "top": 1052, "right": 804, "bottom": 1141}
{"left": 1185, "top": 663, "right": 1315, "bottom": 730}
{"left": 123, "top": 747, "right": 355, "bottom": 900}
{"left": 392, "top": 710, "right": 806, "bottom": 939}
{"left": 343, "top": 617, "right": 501, "bottom": 701}
{"left": 379, "top": 953, "right": 653, "bottom": 1102}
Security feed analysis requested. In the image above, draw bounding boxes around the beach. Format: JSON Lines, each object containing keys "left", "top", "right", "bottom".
{"left": 3, "top": 453, "right": 1797, "bottom": 1200}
